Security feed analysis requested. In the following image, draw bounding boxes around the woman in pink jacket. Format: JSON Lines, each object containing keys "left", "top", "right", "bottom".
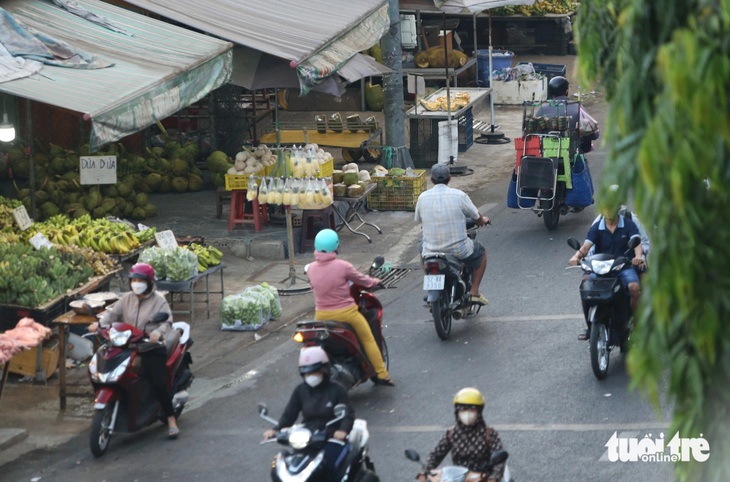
{"left": 306, "top": 229, "right": 394, "bottom": 386}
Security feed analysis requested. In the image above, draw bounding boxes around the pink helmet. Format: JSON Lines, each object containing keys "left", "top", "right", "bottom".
{"left": 128, "top": 263, "right": 155, "bottom": 282}
{"left": 298, "top": 346, "right": 329, "bottom": 374}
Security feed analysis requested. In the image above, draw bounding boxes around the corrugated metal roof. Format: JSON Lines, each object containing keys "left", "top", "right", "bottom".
{"left": 0, "top": 0, "right": 233, "bottom": 148}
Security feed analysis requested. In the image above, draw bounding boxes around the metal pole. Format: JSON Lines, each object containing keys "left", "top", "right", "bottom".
{"left": 26, "top": 99, "right": 36, "bottom": 220}
{"left": 442, "top": 12, "right": 453, "bottom": 163}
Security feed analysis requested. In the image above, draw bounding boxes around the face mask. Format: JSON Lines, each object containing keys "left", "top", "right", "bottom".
{"left": 458, "top": 410, "right": 478, "bottom": 426}
{"left": 131, "top": 281, "right": 148, "bottom": 295}
{"left": 304, "top": 374, "right": 323, "bottom": 388}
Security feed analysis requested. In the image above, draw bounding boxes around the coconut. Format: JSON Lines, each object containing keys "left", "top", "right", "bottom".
{"left": 171, "top": 177, "right": 188, "bottom": 193}
{"left": 40, "top": 201, "right": 59, "bottom": 219}
{"left": 332, "top": 170, "right": 344, "bottom": 184}
{"left": 102, "top": 185, "right": 118, "bottom": 197}
{"left": 132, "top": 207, "right": 147, "bottom": 220}
{"left": 134, "top": 192, "right": 148, "bottom": 208}
{"left": 159, "top": 176, "right": 172, "bottom": 193}
{"left": 145, "top": 173, "right": 163, "bottom": 191}
{"left": 188, "top": 174, "right": 203, "bottom": 191}
{"left": 333, "top": 183, "right": 347, "bottom": 197}
{"left": 143, "top": 203, "right": 157, "bottom": 218}
{"left": 342, "top": 172, "right": 359, "bottom": 186}
{"left": 171, "top": 159, "right": 190, "bottom": 177}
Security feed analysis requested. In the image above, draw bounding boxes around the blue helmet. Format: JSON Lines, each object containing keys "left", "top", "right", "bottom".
{"left": 314, "top": 229, "right": 339, "bottom": 253}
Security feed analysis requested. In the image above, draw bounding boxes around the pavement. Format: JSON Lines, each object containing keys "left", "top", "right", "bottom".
{"left": 0, "top": 53, "right": 597, "bottom": 467}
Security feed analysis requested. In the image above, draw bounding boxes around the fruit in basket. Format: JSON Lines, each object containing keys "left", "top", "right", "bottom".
{"left": 343, "top": 172, "right": 359, "bottom": 186}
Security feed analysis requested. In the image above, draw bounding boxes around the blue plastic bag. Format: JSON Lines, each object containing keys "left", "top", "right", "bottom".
{"left": 565, "top": 155, "right": 594, "bottom": 208}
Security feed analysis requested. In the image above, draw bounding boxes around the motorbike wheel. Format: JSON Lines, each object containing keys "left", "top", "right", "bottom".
{"left": 357, "top": 470, "right": 380, "bottom": 482}
{"left": 590, "top": 323, "right": 610, "bottom": 379}
{"left": 542, "top": 200, "right": 560, "bottom": 231}
{"left": 432, "top": 291, "right": 452, "bottom": 341}
{"left": 380, "top": 338, "right": 390, "bottom": 370}
{"left": 90, "top": 404, "right": 114, "bottom": 457}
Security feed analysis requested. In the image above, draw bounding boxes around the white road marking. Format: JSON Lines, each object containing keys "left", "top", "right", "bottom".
{"left": 395, "top": 314, "right": 585, "bottom": 324}
{"left": 369, "top": 423, "right": 669, "bottom": 433}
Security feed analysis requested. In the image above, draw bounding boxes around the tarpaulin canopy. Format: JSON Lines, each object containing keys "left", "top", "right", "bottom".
{"left": 434, "top": 0, "right": 534, "bottom": 13}
{"left": 120, "top": 0, "right": 391, "bottom": 94}
{"left": 231, "top": 47, "right": 393, "bottom": 98}
{"left": 0, "top": 0, "right": 233, "bottom": 151}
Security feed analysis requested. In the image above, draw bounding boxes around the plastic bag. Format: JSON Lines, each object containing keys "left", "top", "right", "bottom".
{"left": 313, "top": 179, "right": 324, "bottom": 205}
{"left": 258, "top": 178, "right": 269, "bottom": 204}
{"left": 246, "top": 175, "right": 258, "bottom": 201}
{"left": 245, "top": 283, "right": 282, "bottom": 320}
{"left": 291, "top": 178, "right": 301, "bottom": 206}
{"left": 282, "top": 178, "right": 293, "bottom": 206}
{"left": 220, "top": 292, "right": 268, "bottom": 331}
{"left": 321, "top": 180, "right": 332, "bottom": 206}
{"left": 304, "top": 178, "right": 315, "bottom": 206}
{"left": 579, "top": 107, "right": 599, "bottom": 136}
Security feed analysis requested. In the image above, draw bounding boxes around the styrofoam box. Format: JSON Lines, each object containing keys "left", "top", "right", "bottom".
{"left": 492, "top": 78, "right": 547, "bottom": 105}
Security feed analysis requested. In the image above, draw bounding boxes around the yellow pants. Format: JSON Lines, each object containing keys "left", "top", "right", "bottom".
{"left": 315, "top": 305, "right": 389, "bottom": 380}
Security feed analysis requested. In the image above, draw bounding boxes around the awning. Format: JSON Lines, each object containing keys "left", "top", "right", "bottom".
{"left": 0, "top": 0, "right": 233, "bottom": 151}
{"left": 121, "top": 0, "right": 390, "bottom": 94}
{"left": 434, "top": 0, "right": 535, "bottom": 14}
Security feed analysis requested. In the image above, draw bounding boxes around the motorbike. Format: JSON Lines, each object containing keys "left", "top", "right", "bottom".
{"left": 567, "top": 235, "right": 640, "bottom": 379}
{"left": 259, "top": 403, "right": 379, "bottom": 482}
{"left": 405, "top": 448, "right": 511, "bottom": 482}
{"left": 422, "top": 222, "right": 486, "bottom": 340}
{"left": 88, "top": 312, "right": 194, "bottom": 456}
{"left": 293, "top": 257, "right": 389, "bottom": 390}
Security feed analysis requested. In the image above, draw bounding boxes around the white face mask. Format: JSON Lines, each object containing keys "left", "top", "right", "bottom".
{"left": 304, "top": 374, "right": 323, "bottom": 387}
{"left": 458, "top": 410, "right": 478, "bottom": 426}
{"left": 130, "top": 281, "right": 148, "bottom": 295}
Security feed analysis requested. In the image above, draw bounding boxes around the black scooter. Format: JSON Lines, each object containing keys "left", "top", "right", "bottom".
{"left": 259, "top": 403, "right": 379, "bottom": 482}
{"left": 422, "top": 222, "right": 486, "bottom": 340}
{"left": 567, "top": 236, "right": 640, "bottom": 379}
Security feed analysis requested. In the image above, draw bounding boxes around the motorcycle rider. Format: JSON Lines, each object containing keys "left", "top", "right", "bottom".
{"left": 88, "top": 263, "right": 180, "bottom": 438}
{"left": 536, "top": 76, "right": 600, "bottom": 153}
{"left": 305, "top": 229, "right": 394, "bottom": 386}
{"left": 569, "top": 202, "right": 644, "bottom": 341}
{"left": 263, "top": 346, "right": 355, "bottom": 481}
{"left": 415, "top": 163, "right": 491, "bottom": 306}
{"left": 417, "top": 387, "right": 506, "bottom": 482}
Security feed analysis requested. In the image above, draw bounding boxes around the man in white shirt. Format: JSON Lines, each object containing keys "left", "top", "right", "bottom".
{"left": 415, "top": 164, "right": 490, "bottom": 306}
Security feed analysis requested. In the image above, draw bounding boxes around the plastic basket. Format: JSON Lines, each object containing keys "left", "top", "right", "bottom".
{"left": 366, "top": 170, "right": 427, "bottom": 211}
{"left": 579, "top": 277, "right": 621, "bottom": 302}
{"left": 225, "top": 167, "right": 267, "bottom": 190}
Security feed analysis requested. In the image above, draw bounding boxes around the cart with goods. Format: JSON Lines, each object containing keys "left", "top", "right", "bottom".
{"left": 506, "top": 99, "right": 595, "bottom": 230}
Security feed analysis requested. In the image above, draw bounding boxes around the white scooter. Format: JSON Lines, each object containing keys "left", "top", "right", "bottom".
{"left": 405, "top": 448, "right": 512, "bottom": 482}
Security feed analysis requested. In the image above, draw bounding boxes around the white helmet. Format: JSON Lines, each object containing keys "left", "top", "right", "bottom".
{"left": 298, "top": 346, "right": 329, "bottom": 375}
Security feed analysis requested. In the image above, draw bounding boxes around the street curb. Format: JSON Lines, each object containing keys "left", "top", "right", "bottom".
{"left": 0, "top": 429, "right": 28, "bottom": 452}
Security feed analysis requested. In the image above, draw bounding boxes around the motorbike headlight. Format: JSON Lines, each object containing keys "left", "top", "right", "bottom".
{"left": 88, "top": 354, "right": 98, "bottom": 381}
{"left": 109, "top": 327, "right": 132, "bottom": 347}
{"left": 591, "top": 259, "right": 613, "bottom": 275}
{"left": 288, "top": 427, "right": 312, "bottom": 450}
{"left": 100, "top": 357, "right": 130, "bottom": 383}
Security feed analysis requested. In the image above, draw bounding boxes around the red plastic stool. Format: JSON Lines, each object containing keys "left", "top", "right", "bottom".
{"left": 228, "top": 190, "right": 269, "bottom": 232}
{"left": 299, "top": 206, "right": 336, "bottom": 253}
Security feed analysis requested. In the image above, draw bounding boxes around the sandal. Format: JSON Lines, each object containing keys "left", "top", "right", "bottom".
{"left": 578, "top": 328, "right": 590, "bottom": 341}
{"left": 168, "top": 426, "right": 180, "bottom": 439}
{"left": 373, "top": 377, "right": 395, "bottom": 387}
{"left": 469, "top": 294, "right": 490, "bottom": 306}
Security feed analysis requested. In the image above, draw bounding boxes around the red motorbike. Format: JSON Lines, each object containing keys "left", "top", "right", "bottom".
{"left": 293, "top": 257, "right": 389, "bottom": 390}
{"left": 88, "top": 313, "right": 194, "bottom": 457}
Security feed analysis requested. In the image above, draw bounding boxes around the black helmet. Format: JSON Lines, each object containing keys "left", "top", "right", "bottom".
{"left": 547, "top": 76, "right": 569, "bottom": 99}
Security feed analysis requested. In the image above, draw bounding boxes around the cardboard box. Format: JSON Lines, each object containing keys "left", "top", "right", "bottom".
{"left": 492, "top": 78, "right": 547, "bottom": 105}
{"left": 438, "top": 30, "right": 453, "bottom": 51}
{"left": 8, "top": 339, "right": 60, "bottom": 379}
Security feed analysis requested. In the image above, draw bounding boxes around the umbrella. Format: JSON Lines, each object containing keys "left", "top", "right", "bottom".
{"left": 433, "top": 0, "right": 535, "bottom": 142}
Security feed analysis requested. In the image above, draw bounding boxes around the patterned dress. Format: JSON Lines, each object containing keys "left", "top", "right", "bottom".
{"left": 425, "top": 416, "right": 505, "bottom": 481}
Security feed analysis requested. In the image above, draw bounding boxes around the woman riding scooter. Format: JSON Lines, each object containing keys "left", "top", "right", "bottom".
{"left": 306, "top": 229, "right": 394, "bottom": 387}
{"left": 263, "top": 346, "right": 355, "bottom": 481}
{"left": 417, "top": 388, "right": 506, "bottom": 482}
{"left": 88, "top": 263, "right": 180, "bottom": 439}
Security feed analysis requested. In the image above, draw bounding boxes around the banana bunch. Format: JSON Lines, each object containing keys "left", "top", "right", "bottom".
{"left": 186, "top": 242, "right": 223, "bottom": 272}
{"left": 54, "top": 245, "right": 120, "bottom": 276}
{"left": 0, "top": 198, "right": 22, "bottom": 232}
{"left": 137, "top": 226, "right": 157, "bottom": 243}
{"left": 25, "top": 223, "right": 140, "bottom": 255}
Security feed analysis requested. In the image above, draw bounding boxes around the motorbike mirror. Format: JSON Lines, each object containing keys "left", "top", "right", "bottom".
{"left": 371, "top": 256, "right": 385, "bottom": 269}
{"left": 628, "top": 235, "right": 641, "bottom": 249}
{"left": 490, "top": 450, "right": 509, "bottom": 466}
{"left": 567, "top": 237, "right": 581, "bottom": 250}
{"left": 404, "top": 449, "right": 421, "bottom": 462}
{"left": 333, "top": 404, "right": 347, "bottom": 419}
{"left": 152, "top": 312, "right": 169, "bottom": 324}
{"left": 258, "top": 403, "right": 268, "bottom": 416}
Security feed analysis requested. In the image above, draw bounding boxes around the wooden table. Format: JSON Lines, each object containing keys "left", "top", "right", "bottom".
{"left": 53, "top": 311, "right": 98, "bottom": 410}
{"left": 333, "top": 183, "right": 381, "bottom": 243}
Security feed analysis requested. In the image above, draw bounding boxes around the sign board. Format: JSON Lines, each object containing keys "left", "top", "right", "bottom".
{"left": 12, "top": 205, "right": 33, "bottom": 231}
{"left": 155, "top": 230, "right": 177, "bottom": 251}
{"left": 80, "top": 156, "right": 117, "bottom": 185}
{"left": 29, "top": 232, "right": 54, "bottom": 250}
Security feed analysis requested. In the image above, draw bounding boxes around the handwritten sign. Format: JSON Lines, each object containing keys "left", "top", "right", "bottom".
{"left": 29, "top": 232, "right": 54, "bottom": 250}
{"left": 80, "top": 156, "right": 117, "bottom": 185}
{"left": 13, "top": 205, "right": 33, "bottom": 231}
{"left": 155, "top": 230, "right": 177, "bottom": 251}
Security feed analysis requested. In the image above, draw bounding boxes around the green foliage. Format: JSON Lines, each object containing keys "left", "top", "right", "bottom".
{"left": 578, "top": 1, "right": 730, "bottom": 480}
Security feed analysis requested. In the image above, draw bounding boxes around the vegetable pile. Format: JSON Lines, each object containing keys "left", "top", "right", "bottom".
{"left": 220, "top": 283, "right": 282, "bottom": 331}
{"left": 139, "top": 247, "right": 199, "bottom": 281}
